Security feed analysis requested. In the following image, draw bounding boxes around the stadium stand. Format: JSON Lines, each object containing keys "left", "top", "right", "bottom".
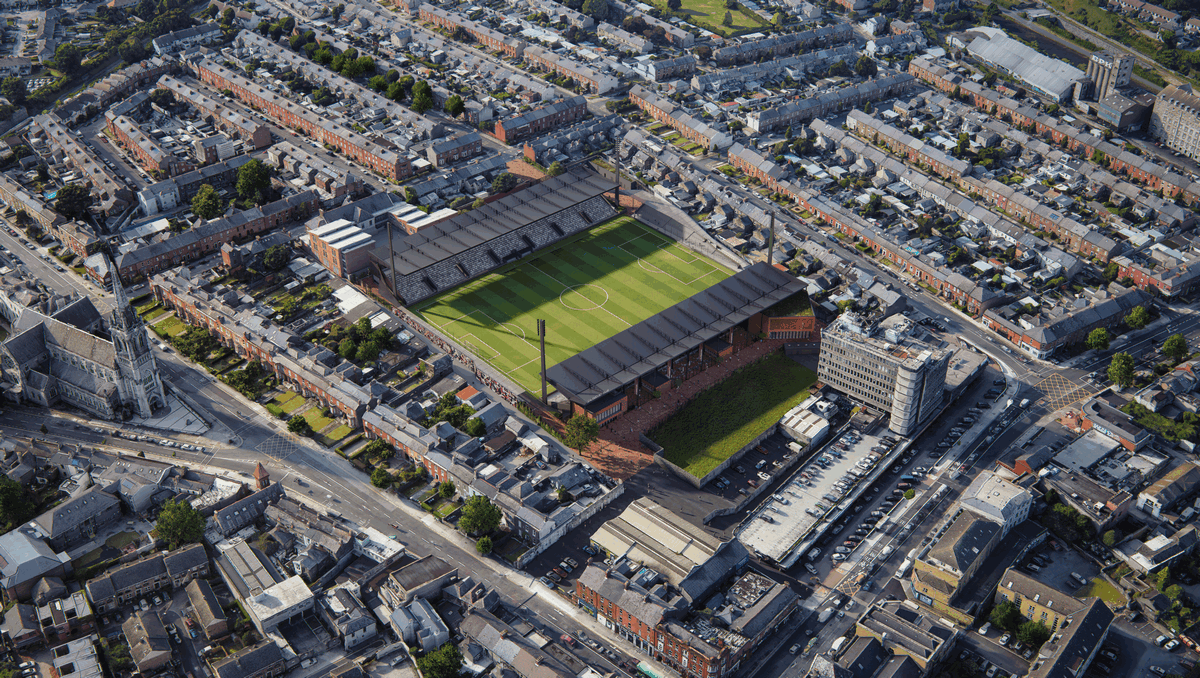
{"left": 371, "top": 167, "right": 617, "bottom": 305}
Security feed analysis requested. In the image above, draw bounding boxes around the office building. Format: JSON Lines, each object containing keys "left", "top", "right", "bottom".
{"left": 817, "top": 312, "right": 950, "bottom": 436}
{"left": 960, "top": 471, "right": 1032, "bottom": 536}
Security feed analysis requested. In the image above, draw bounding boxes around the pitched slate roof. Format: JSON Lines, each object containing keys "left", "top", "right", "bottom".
{"left": 34, "top": 487, "right": 119, "bottom": 540}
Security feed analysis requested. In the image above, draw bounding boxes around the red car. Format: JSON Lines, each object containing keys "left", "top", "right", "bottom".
{"left": 748, "top": 479, "right": 759, "bottom": 488}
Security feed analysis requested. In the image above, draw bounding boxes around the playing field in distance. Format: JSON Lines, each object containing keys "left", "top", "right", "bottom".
{"left": 412, "top": 217, "right": 732, "bottom": 394}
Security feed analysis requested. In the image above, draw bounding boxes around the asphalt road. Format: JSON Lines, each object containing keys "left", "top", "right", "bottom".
{"left": 0, "top": 222, "right": 109, "bottom": 304}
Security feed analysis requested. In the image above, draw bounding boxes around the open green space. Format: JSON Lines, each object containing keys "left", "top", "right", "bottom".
{"left": 153, "top": 316, "right": 187, "bottom": 337}
{"left": 302, "top": 408, "right": 334, "bottom": 431}
{"left": 413, "top": 217, "right": 731, "bottom": 394}
{"left": 1075, "top": 577, "right": 1124, "bottom": 607}
{"left": 650, "top": 352, "right": 817, "bottom": 478}
{"left": 650, "top": 0, "right": 768, "bottom": 35}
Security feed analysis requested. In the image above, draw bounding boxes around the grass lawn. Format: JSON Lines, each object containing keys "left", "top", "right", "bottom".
{"left": 143, "top": 306, "right": 168, "bottom": 321}
{"left": 650, "top": 0, "right": 768, "bottom": 35}
{"left": 153, "top": 316, "right": 187, "bottom": 337}
{"left": 302, "top": 408, "right": 334, "bottom": 431}
{"left": 105, "top": 531, "right": 140, "bottom": 549}
{"left": 327, "top": 424, "right": 353, "bottom": 440}
{"left": 413, "top": 217, "right": 731, "bottom": 393}
{"left": 1075, "top": 577, "right": 1124, "bottom": 606}
{"left": 434, "top": 501, "right": 459, "bottom": 518}
{"left": 650, "top": 353, "right": 817, "bottom": 479}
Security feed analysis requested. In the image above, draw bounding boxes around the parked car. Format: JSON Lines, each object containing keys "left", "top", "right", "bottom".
{"left": 999, "top": 634, "right": 1010, "bottom": 646}
{"left": 1165, "top": 639, "right": 1180, "bottom": 651}
{"left": 546, "top": 572, "right": 561, "bottom": 583}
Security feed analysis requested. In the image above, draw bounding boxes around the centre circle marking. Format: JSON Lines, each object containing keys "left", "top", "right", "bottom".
{"left": 560, "top": 284, "right": 609, "bottom": 311}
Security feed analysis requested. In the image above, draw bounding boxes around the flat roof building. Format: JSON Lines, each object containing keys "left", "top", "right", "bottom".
{"left": 960, "top": 471, "right": 1033, "bottom": 536}
{"left": 818, "top": 312, "right": 950, "bottom": 436}
{"left": 855, "top": 599, "right": 960, "bottom": 670}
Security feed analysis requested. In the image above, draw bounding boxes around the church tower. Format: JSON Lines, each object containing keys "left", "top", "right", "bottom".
{"left": 108, "top": 260, "right": 165, "bottom": 417}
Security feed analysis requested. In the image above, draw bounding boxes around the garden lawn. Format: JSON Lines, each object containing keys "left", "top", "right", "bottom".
{"left": 302, "top": 408, "right": 334, "bottom": 431}
{"left": 327, "top": 424, "right": 354, "bottom": 441}
{"left": 650, "top": 353, "right": 817, "bottom": 479}
{"left": 1075, "top": 577, "right": 1124, "bottom": 606}
{"left": 650, "top": 0, "right": 768, "bottom": 35}
{"left": 154, "top": 316, "right": 187, "bottom": 337}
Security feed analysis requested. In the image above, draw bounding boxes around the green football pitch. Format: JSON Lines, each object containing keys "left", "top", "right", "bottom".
{"left": 412, "top": 217, "right": 732, "bottom": 394}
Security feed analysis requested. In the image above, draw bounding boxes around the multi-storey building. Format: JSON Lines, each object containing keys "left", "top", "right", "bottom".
{"left": 137, "top": 154, "right": 254, "bottom": 216}
{"left": 713, "top": 23, "right": 853, "bottom": 65}
{"left": 156, "top": 76, "right": 273, "bottom": 151}
{"left": 1086, "top": 51, "right": 1134, "bottom": 101}
{"left": 426, "top": 132, "right": 482, "bottom": 168}
{"left": 418, "top": 4, "right": 527, "bottom": 58}
{"left": 117, "top": 191, "right": 317, "bottom": 281}
{"left": 193, "top": 61, "right": 412, "bottom": 180}
{"left": 85, "top": 544, "right": 209, "bottom": 613}
{"left": 32, "top": 114, "right": 131, "bottom": 216}
{"left": 983, "top": 287, "right": 1150, "bottom": 360}
{"left": 307, "top": 219, "right": 374, "bottom": 279}
{"left": 151, "top": 23, "right": 221, "bottom": 54}
{"left": 960, "top": 471, "right": 1032, "bottom": 536}
{"left": 817, "top": 312, "right": 949, "bottom": 436}
{"left": 629, "top": 86, "right": 731, "bottom": 150}
{"left": 522, "top": 47, "right": 618, "bottom": 94}
{"left": 1151, "top": 84, "right": 1200, "bottom": 160}
{"left": 493, "top": 96, "right": 587, "bottom": 144}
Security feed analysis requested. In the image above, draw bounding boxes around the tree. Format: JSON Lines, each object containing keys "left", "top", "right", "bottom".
{"left": 338, "top": 338, "right": 357, "bottom": 360}
{"left": 1108, "top": 352, "right": 1135, "bottom": 388}
{"left": 458, "top": 495, "right": 502, "bottom": 535}
{"left": 463, "top": 417, "right": 486, "bottom": 437}
{"left": 1164, "top": 333, "right": 1189, "bottom": 362}
{"left": 1157, "top": 566, "right": 1172, "bottom": 592}
{"left": 1104, "top": 261, "right": 1120, "bottom": 282}
{"left": 990, "top": 600, "right": 1023, "bottom": 631}
{"left": 411, "top": 80, "right": 434, "bottom": 113}
{"left": 772, "top": 11, "right": 784, "bottom": 24}
{"left": 562, "top": 414, "right": 599, "bottom": 450}
{"left": 221, "top": 7, "right": 235, "bottom": 23}
{"left": 1, "top": 76, "right": 25, "bottom": 106}
{"left": 1125, "top": 305, "right": 1150, "bottom": 329}
{"left": 722, "top": 10, "right": 733, "bottom": 25}
{"left": 581, "top": 0, "right": 608, "bottom": 20}
{"left": 903, "top": 489, "right": 915, "bottom": 499}
{"left": 191, "top": 184, "right": 224, "bottom": 219}
{"left": 156, "top": 498, "right": 205, "bottom": 548}
{"left": 476, "top": 536, "right": 493, "bottom": 554}
{"left": 444, "top": 94, "right": 464, "bottom": 118}
{"left": 1167, "top": 584, "right": 1184, "bottom": 600}
{"left": 828, "top": 59, "right": 851, "bottom": 77}
{"left": 1016, "top": 621, "right": 1051, "bottom": 649}
{"left": 1102, "top": 530, "right": 1118, "bottom": 546}
{"left": 1086, "top": 328, "right": 1110, "bottom": 351}
{"left": 387, "top": 81, "right": 406, "bottom": 101}
{"left": 696, "top": 45, "right": 712, "bottom": 60}
{"left": 416, "top": 643, "right": 463, "bottom": 678}
{"left": 236, "top": 159, "right": 271, "bottom": 203}
{"left": 54, "top": 183, "right": 93, "bottom": 220}
{"left": 148, "top": 87, "right": 176, "bottom": 108}
{"left": 257, "top": 19, "right": 271, "bottom": 35}
{"left": 491, "top": 172, "right": 519, "bottom": 195}
{"left": 0, "top": 477, "right": 30, "bottom": 527}
{"left": 54, "top": 43, "right": 83, "bottom": 76}
{"left": 546, "top": 161, "right": 564, "bottom": 177}
{"left": 287, "top": 416, "right": 312, "bottom": 435}
{"left": 370, "top": 466, "right": 392, "bottom": 488}
{"left": 439, "top": 481, "right": 456, "bottom": 499}
{"left": 667, "top": 0, "right": 682, "bottom": 7}
{"left": 854, "top": 54, "right": 877, "bottom": 77}
{"left": 263, "top": 244, "right": 290, "bottom": 271}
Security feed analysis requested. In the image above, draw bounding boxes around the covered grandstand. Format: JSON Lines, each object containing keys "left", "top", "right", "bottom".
{"left": 370, "top": 167, "right": 617, "bottom": 305}
{"left": 547, "top": 262, "right": 805, "bottom": 421}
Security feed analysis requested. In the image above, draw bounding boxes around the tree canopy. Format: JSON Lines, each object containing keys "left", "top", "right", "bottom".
{"left": 156, "top": 498, "right": 205, "bottom": 548}
{"left": 416, "top": 643, "right": 463, "bottom": 678}
{"left": 444, "top": 94, "right": 465, "bottom": 118}
{"left": 1164, "top": 333, "right": 1189, "bottom": 362}
{"left": 263, "top": 244, "right": 291, "bottom": 271}
{"left": 562, "top": 415, "right": 599, "bottom": 451}
{"left": 1, "top": 77, "right": 26, "bottom": 106}
{"left": 1108, "top": 352, "right": 1135, "bottom": 388}
{"left": 411, "top": 80, "right": 434, "bottom": 113}
{"left": 191, "top": 184, "right": 224, "bottom": 220}
{"left": 54, "top": 184, "right": 93, "bottom": 220}
{"left": 236, "top": 159, "right": 272, "bottom": 204}
{"left": 458, "top": 495, "right": 502, "bottom": 535}
{"left": 288, "top": 416, "right": 312, "bottom": 435}
{"left": 1086, "top": 328, "right": 1110, "bottom": 351}
{"left": 1125, "top": 305, "right": 1150, "bottom": 329}
{"left": 370, "top": 467, "right": 392, "bottom": 488}
{"left": 54, "top": 43, "right": 83, "bottom": 75}
{"left": 491, "top": 172, "right": 519, "bottom": 195}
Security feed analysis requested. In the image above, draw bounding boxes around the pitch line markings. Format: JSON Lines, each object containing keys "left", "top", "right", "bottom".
{"left": 528, "top": 263, "right": 632, "bottom": 328}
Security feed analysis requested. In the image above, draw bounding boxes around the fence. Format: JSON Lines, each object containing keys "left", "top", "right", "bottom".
{"left": 393, "top": 307, "right": 523, "bottom": 404}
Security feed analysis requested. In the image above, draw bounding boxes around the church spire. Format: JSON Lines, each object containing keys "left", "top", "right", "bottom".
{"left": 107, "top": 253, "right": 140, "bottom": 332}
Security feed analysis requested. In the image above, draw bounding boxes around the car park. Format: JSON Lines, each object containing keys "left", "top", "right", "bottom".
{"left": 831, "top": 553, "right": 846, "bottom": 561}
